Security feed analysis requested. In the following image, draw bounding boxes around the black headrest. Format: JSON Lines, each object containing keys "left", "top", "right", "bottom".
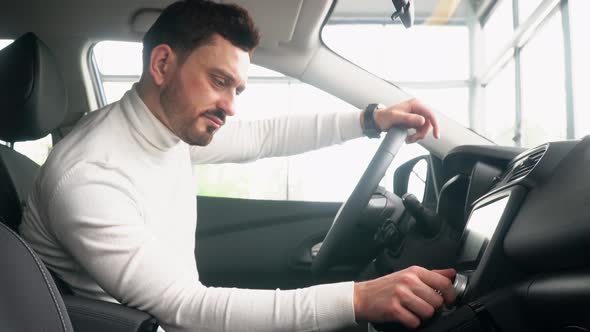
{"left": 0, "top": 32, "right": 67, "bottom": 142}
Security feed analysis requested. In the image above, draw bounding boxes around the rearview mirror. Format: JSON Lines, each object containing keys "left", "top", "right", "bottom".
{"left": 391, "top": 0, "right": 414, "bottom": 28}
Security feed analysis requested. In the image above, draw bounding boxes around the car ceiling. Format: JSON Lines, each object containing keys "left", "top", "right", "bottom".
{"left": 0, "top": 0, "right": 476, "bottom": 46}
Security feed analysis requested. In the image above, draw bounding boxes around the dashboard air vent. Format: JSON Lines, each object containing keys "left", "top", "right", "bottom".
{"left": 504, "top": 144, "right": 548, "bottom": 183}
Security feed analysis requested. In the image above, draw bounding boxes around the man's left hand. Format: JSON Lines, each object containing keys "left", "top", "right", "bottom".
{"left": 372, "top": 99, "right": 440, "bottom": 143}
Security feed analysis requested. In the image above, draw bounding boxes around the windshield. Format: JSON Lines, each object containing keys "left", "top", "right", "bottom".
{"left": 323, "top": 0, "right": 590, "bottom": 148}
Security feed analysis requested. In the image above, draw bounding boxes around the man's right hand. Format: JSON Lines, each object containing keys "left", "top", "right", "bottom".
{"left": 353, "top": 266, "right": 456, "bottom": 328}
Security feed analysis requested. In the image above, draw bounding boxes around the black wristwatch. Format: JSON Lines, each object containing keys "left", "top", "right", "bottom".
{"left": 363, "top": 103, "right": 383, "bottom": 139}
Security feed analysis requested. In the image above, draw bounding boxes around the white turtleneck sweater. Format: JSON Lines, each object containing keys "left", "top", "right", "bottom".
{"left": 19, "top": 88, "right": 366, "bottom": 332}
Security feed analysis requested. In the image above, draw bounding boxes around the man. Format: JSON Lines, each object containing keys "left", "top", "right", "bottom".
{"left": 20, "top": 0, "right": 455, "bottom": 331}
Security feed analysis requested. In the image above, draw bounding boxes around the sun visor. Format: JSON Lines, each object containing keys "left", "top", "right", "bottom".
{"left": 130, "top": 0, "right": 304, "bottom": 49}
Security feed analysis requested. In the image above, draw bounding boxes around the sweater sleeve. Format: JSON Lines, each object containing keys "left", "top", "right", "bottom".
{"left": 189, "top": 110, "right": 364, "bottom": 164}
{"left": 46, "top": 162, "right": 357, "bottom": 332}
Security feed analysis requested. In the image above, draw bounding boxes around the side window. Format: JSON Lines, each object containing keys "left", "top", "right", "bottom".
{"left": 570, "top": 1, "right": 590, "bottom": 139}
{"left": 90, "top": 41, "right": 427, "bottom": 202}
{"left": 92, "top": 41, "right": 143, "bottom": 104}
{"left": 483, "top": 61, "right": 515, "bottom": 146}
{"left": 13, "top": 135, "right": 53, "bottom": 165}
{"left": 0, "top": 39, "right": 13, "bottom": 50}
{"left": 1, "top": 39, "right": 52, "bottom": 165}
{"left": 520, "top": 11, "right": 566, "bottom": 147}
{"left": 479, "top": 1, "right": 572, "bottom": 147}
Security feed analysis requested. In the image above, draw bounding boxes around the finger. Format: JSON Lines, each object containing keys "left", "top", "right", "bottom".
{"left": 433, "top": 268, "right": 457, "bottom": 302}
{"left": 406, "top": 132, "right": 423, "bottom": 144}
{"left": 416, "top": 269, "right": 456, "bottom": 304}
{"left": 414, "top": 121, "right": 431, "bottom": 141}
{"left": 427, "top": 113, "right": 439, "bottom": 139}
{"left": 406, "top": 129, "right": 419, "bottom": 143}
{"left": 400, "top": 292, "right": 437, "bottom": 321}
{"left": 413, "top": 284, "right": 445, "bottom": 309}
{"left": 406, "top": 122, "right": 430, "bottom": 143}
{"left": 433, "top": 119, "right": 440, "bottom": 139}
{"left": 433, "top": 268, "right": 457, "bottom": 280}
{"left": 391, "top": 303, "right": 421, "bottom": 329}
{"left": 392, "top": 112, "right": 425, "bottom": 130}
{"left": 406, "top": 135, "right": 418, "bottom": 144}
{"left": 410, "top": 100, "right": 439, "bottom": 139}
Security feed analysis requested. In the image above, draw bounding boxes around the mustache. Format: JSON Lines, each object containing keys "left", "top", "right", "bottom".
{"left": 205, "top": 109, "right": 226, "bottom": 123}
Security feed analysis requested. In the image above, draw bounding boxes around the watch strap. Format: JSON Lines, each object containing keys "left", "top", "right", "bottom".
{"left": 363, "top": 103, "right": 382, "bottom": 138}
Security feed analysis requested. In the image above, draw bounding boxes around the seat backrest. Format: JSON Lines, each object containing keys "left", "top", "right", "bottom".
{"left": 0, "top": 145, "right": 41, "bottom": 231}
{"left": 0, "top": 220, "right": 74, "bottom": 332}
{"left": 0, "top": 34, "right": 159, "bottom": 331}
{"left": 0, "top": 32, "right": 67, "bottom": 231}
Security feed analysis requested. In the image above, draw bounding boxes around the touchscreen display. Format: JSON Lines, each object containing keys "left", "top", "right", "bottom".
{"left": 456, "top": 196, "right": 510, "bottom": 270}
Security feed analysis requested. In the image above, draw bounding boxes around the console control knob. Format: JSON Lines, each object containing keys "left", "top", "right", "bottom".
{"left": 453, "top": 273, "right": 468, "bottom": 300}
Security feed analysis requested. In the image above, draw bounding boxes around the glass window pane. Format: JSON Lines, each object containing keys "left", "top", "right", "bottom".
{"left": 289, "top": 83, "right": 357, "bottom": 116}
{"left": 288, "top": 138, "right": 426, "bottom": 202}
{"left": 248, "top": 64, "right": 284, "bottom": 78}
{"left": 287, "top": 83, "right": 402, "bottom": 202}
{"left": 520, "top": 11, "right": 566, "bottom": 147}
{"left": 233, "top": 81, "right": 290, "bottom": 120}
{"left": 0, "top": 39, "right": 13, "bottom": 51}
{"left": 103, "top": 81, "right": 137, "bottom": 104}
{"left": 402, "top": 87, "right": 469, "bottom": 127}
{"left": 518, "top": 0, "right": 544, "bottom": 25}
{"left": 570, "top": 1, "right": 590, "bottom": 138}
{"left": 322, "top": 22, "right": 470, "bottom": 128}
{"left": 483, "top": 0, "right": 514, "bottom": 66}
{"left": 13, "top": 135, "right": 53, "bottom": 165}
{"left": 483, "top": 60, "right": 516, "bottom": 146}
{"left": 93, "top": 41, "right": 143, "bottom": 76}
{"left": 196, "top": 158, "right": 289, "bottom": 200}
{"left": 323, "top": 24, "right": 469, "bottom": 82}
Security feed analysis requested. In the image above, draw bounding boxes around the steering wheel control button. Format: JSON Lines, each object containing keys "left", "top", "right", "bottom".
{"left": 374, "top": 219, "right": 405, "bottom": 255}
{"left": 453, "top": 273, "right": 468, "bottom": 300}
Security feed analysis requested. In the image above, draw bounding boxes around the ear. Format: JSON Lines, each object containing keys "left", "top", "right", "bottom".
{"left": 149, "top": 44, "right": 176, "bottom": 86}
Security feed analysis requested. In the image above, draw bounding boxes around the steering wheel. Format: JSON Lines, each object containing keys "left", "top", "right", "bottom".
{"left": 312, "top": 127, "right": 408, "bottom": 274}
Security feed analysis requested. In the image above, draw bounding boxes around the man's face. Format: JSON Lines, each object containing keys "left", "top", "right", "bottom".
{"left": 160, "top": 34, "right": 250, "bottom": 146}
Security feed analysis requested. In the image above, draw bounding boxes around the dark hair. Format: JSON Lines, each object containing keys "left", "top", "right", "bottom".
{"left": 142, "top": 0, "right": 260, "bottom": 71}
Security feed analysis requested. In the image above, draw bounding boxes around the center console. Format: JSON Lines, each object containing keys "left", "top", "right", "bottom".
{"left": 452, "top": 186, "right": 526, "bottom": 302}
{"left": 371, "top": 186, "right": 529, "bottom": 332}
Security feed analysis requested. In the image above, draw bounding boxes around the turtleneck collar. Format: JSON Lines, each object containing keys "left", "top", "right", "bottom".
{"left": 121, "top": 85, "right": 182, "bottom": 152}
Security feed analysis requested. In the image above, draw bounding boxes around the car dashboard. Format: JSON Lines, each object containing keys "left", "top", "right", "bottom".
{"left": 374, "top": 137, "right": 590, "bottom": 331}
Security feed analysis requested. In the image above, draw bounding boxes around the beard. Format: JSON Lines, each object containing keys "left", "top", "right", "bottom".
{"left": 160, "top": 78, "right": 224, "bottom": 147}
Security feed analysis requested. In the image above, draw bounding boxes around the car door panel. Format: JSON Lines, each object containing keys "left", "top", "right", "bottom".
{"left": 195, "top": 196, "right": 355, "bottom": 289}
